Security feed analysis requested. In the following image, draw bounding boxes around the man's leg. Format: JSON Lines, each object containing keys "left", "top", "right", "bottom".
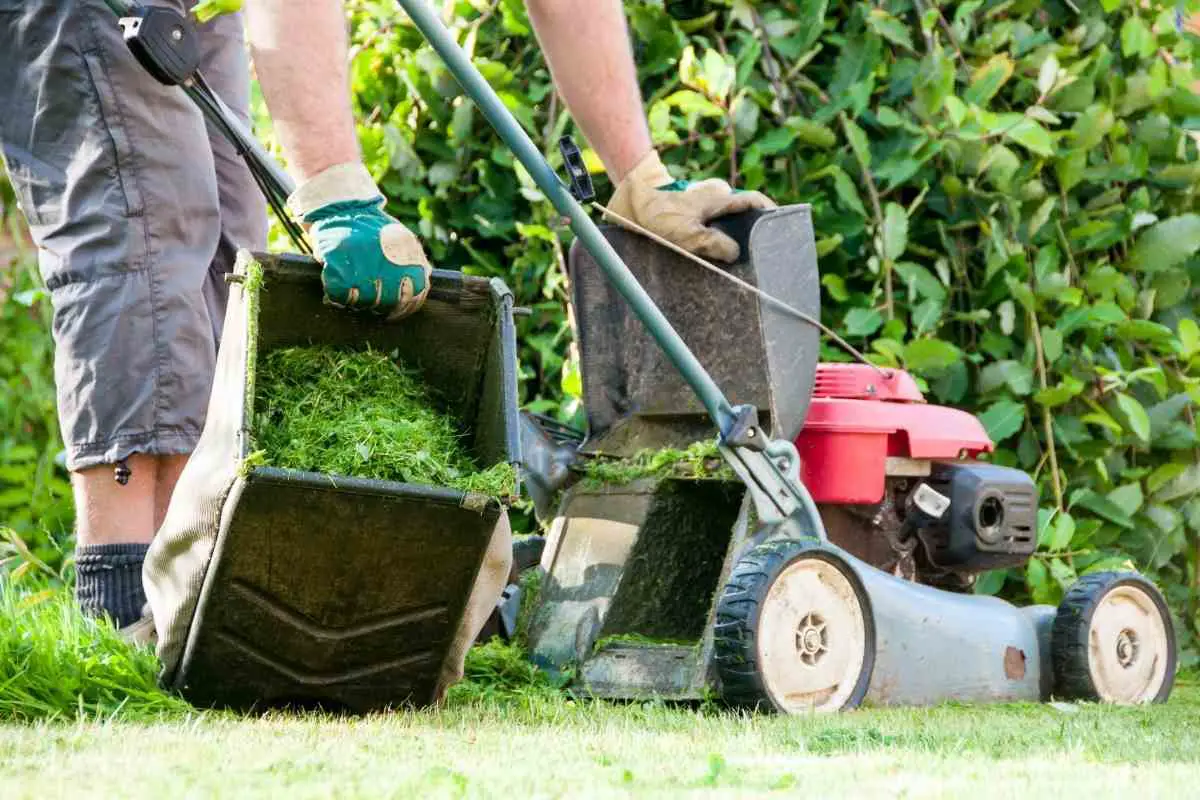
{"left": 148, "top": 11, "right": 267, "bottom": 528}
{"left": 0, "top": 0, "right": 226, "bottom": 627}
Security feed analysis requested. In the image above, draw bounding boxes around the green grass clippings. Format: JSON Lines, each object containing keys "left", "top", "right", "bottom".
{"left": 445, "top": 638, "right": 567, "bottom": 705}
{"left": 0, "top": 581, "right": 191, "bottom": 722}
{"left": 592, "top": 633, "right": 698, "bottom": 654}
{"left": 582, "top": 440, "right": 735, "bottom": 486}
{"left": 254, "top": 347, "right": 516, "bottom": 498}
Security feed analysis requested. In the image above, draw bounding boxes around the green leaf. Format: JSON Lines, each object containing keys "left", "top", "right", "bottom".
{"left": 903, "top": 338, "right": 962, "bottom": 372}
{"left": 755, "top": 127, "right": 798, "bottom": 155}
{"left": 830, "top": 168, "right": 867, "bottom": 217}
{"left": 822, "top": 274, "right": 849, "bottom": 302}
{"left": 974, "top": 569, "right": 1007, "bottom": 596}
{"left": 1121, "top": 16, "right": 1156, "bottom": 59}
{"left": 1034, "top": 376, "right": 1084, "bottom": 408}
{"left": 191, "top": 0, "right": 241, "bottom": 22}
{"left": 882, "top": 203, "right": 908, "bottom": 262}
{"left": 965, "top": 54, "right": 1014, "bottom": 106}
{"left": 1047, "top": 512, "right": 1077, "bottom": 552}
{"left": 1179, "top": 319, "right": 1200, "bottom": 359}
{"left": 843, "top": 117, "right": 871, "bottom": 168}
{"left": 1127, "top": 215, "right": 1200, "bottom": 273}
{"left": 915, "top": 47, "right": 955, "bottom": 116}
{"left": 1115, "top": 393, "right": 1152, "bottom": 444}
{"left": 1048, "top": 558, "right": 1077, "bottom": 594}
{"left": 787, "top": 117, "right": 838, "bottom": 149}
{"left": 866, "top": 9, "right": 915, "bottom": 51}
{"left": 1037, "top": 55, "right": 1059, "bottom": 97}
{"left": 1006, "top": 118, "right": 1055, "bottom": 157}
{"left": 980, "top": 360, "right": 1034, "bottom": 396}
{"left": 1147, "top": 463, "right": 1188, "bottom": 495}
{"left": 1107, "top": 482, "right": 1145, "bottom": 518}
{"left": 1041, "top": 328, "right": 1063, "bottom": 363}
{"left": 978, "top": 399, "right": 1027, "bottom": 442}
{"left": 1152, "top": 465, "right": 1200, "bottom": 503}
{"left": 1026, "top": 558, "right": 1058, "bottom": 605}
{"left": 844, "top": 308, "right": 883, "bottom": 337}
{"left": 1071, "top": 489, "right": 1135, "bottom": 529}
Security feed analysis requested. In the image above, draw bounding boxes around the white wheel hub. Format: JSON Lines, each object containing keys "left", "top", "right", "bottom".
{"left": 1088, "top": 585, "right": 1170, "bottom": 704}
{"left": 756, "top": 557, "right": 867, "bottom": 713}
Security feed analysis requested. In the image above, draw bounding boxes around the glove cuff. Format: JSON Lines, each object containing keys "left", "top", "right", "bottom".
{"left": 287, "top": 162, "right": 382, "bottom": 220}
{"left": 608, "top": 150, "right": 675, "bottom": 220}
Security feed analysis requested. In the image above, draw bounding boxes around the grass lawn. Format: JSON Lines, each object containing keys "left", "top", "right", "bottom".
{"left": 1, "top": 683, "right": 1196, "bottom": 798}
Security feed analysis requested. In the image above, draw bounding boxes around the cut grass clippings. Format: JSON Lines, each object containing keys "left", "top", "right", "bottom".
{"left": 582, "top": 440, "right": 735, "bottom": 486}
{"left": 0, "top": 581, "right": 191, "bottom": 722}
{"left": 254, "top": 347, "right": 516, "bottom": 498}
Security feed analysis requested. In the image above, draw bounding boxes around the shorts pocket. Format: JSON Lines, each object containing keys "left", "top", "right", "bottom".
{"left": 80, "top": 49, "right": 145, "bottom": 219}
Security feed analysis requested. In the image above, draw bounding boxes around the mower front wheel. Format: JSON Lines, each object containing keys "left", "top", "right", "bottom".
{"left": 1052, "top": 571, "right": 1176, "bottom": 704}
{"left": 714, "top": 539, "right": 875, "bottom": 713}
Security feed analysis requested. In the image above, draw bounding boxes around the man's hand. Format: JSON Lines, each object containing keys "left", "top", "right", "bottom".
{"left": 605, "top": 151, "right": 776, "bottom": 263}
{"left": 288, "top": 163, "right": 432, "bottom": 320}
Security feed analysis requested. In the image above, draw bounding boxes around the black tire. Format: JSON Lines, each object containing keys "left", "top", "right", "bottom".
{"left": 1052, "top": 571, "right": 1176, "bottom": 704}
{"left": 713, "top": 538, "right": 875, "bottom": 713}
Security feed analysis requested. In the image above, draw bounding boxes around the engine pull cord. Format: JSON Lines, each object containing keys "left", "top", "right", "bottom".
{"left": 593, "top": 203, "right": 887, "bottom": 379}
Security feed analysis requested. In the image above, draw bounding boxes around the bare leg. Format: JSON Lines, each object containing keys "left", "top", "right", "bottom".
{"left": 155, "top": 455, "right": 191, "bottom": 530}
{"left": 73, "top": 452, "right": 192, "bottom": 629}
{"left": 526, "top": 0, "right": 653, "bottom": 182}
{"left": 73, "top": 454, "right": 160, "bottom": 546}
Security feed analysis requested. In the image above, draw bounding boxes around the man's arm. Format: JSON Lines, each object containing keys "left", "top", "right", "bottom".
{"left": 525, "top": 0, "right": 651, "bottom": 182}
{"left": 243, "top": 0, "right": 359, "bottom": 181}
{"left": 526, "top": 0, "right": 774, "bottom": 262}
{"left": 243, "top": 0, "right": 432, "bottom": 318}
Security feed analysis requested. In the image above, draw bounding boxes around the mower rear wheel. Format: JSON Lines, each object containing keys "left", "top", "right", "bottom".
{"left": 714, "top": 539, "right": 875, "bottom": 713}
{"left": 1052, "top": 572, "right": 1175, "bottom": 704}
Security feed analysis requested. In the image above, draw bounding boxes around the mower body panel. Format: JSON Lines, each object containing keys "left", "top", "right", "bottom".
{"left": 847, "top": 557, "right": 1055, "bottom": 705}
{"left": 568, "top": 206, "right": 821, "bottom": 455}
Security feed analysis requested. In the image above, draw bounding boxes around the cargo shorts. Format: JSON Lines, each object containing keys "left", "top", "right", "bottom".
{"left": 0, "top": 0, "right": 267, "bottom": 471}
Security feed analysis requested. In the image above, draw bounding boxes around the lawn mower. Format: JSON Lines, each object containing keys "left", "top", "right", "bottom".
{"left": 106, "top": 0, "right": 1176, "bottom": 711}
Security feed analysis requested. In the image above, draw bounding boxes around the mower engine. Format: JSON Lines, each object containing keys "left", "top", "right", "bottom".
{"left": 797, "top": 364, "right": 1037, "bottom": 587}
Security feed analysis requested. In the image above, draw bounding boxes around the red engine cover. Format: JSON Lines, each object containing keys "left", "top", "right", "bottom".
{"left": 796, "top": 364, "right": 993, "bottom": 504}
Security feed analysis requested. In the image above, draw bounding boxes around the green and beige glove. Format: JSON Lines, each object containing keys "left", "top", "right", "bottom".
{"left": 605, "top": 150, "right": 776, "bottom": 263}
{"left": 288, "top": 163, "right": 432, "bottom": 320}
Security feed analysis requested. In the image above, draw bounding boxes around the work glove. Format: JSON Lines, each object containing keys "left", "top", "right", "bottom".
{"left": 288, "top": 163, "right": 432, "bottom": 320}
{"left": 604, "top": 150, "right": 776, "bottom": 263}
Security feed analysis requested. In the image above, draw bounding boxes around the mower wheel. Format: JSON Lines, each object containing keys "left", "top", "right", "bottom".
{"left": 713, "top": 539, "right": 875, "bottom": 713}
{"left": 1052, "top": 572, "right": 1176, "bottom": 704}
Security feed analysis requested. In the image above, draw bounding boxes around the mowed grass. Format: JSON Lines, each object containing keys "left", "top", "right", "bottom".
{"left": 1, "top": 684, "right": 1197, "bottom": 798}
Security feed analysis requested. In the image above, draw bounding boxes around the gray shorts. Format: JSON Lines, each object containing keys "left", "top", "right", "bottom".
{"left": 0, "top": 0, "right": 267, "bottom": 470}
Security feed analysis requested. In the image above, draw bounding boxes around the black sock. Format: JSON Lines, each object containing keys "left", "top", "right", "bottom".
{"left": 75, "top": 543, "right": 150, "bottom": 629}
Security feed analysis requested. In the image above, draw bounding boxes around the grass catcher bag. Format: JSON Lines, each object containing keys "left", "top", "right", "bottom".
{"left": 145, "top": 253, "right": 520, "bottom": 712}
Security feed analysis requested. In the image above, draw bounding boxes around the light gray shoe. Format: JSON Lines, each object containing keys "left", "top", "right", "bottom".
{"left": 120, "top": 613, "right": 157, "bottom": 648}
